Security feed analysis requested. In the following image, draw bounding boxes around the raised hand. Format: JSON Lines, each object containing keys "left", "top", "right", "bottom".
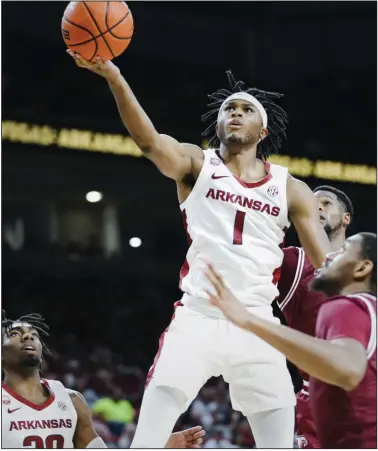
{"left": 205, "top": 263, "right": 249, "bottom": 328}
{"left": 66, "top": 50, "right": 120, "bottom": 81}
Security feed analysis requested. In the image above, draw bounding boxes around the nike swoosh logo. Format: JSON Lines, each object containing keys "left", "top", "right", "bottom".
{"left": 211, "top": 173, "right": 229, "bottom": 180}
{"left": 8, "top": 408, "right": 21, "bottom": 414}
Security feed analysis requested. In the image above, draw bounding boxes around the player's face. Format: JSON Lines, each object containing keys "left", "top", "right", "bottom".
{"left": 216, "top": 100, "right": 268, "bottom": 149}
{"left": 311, "top": 234, "right": 370, "bottom": 295}
{"left": 2, "top": 324, "right": 43, "bottom": 369}
{"left": 315, "top": 190, "right": 350, "bottom": 237}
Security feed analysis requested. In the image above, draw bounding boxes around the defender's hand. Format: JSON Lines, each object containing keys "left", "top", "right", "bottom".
{"left": 205, "top": 263, "right": 250, "bottom": 329}
{"left": 166, "top": 426, "right": 206, "bottom": 449}
{"left": 67, "top": 50, "right": 120, "bottom": 81}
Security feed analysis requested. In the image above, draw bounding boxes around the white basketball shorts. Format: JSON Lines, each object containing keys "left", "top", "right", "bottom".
{"left": 146, "top": 300, "right": 296, "bottom": 415}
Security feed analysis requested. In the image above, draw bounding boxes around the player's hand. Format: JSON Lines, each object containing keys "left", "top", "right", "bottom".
{"left": 166, "top": 425, "right": 206, "bottom": 449}
{"left": 205, "top": 263, "right": 250, "bottom": 329}
{"left": 66, "top": 50, "right": 120, "bottom": 81}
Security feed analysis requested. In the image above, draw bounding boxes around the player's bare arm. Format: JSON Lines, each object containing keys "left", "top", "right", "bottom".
{"left": 70, "top": 391, "right": 106, "bottom": 448}
{"left": 67, "top": 51, "right": 204, "bottom": 182}
{"left": 287, "top": 175, "right": 331, "bottom": 268}
{"left": 205, "top": 264, "right": 367, "bottom": 391}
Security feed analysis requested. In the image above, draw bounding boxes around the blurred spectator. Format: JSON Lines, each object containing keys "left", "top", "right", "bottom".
{"left": 204, "top": 427, "right": 236, "bottom": 448}
{"left": 92, "top": 417, "right": 115, "bottom": 447}
{"left": 82, "top": 388, "right": 99, "bottom": 409}
{"left": 233, "top": 415, "right": 256, "bottom": 449}
{"left": 92, "top": 386, "right": 135, "bottom": 439}
{"left": 190, "top": 381, "right": 230, "bottom": 430}
{"left": 118, "top": 423, "right": 137, "bottom": 448}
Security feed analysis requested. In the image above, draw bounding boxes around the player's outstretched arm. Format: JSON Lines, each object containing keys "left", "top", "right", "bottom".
{"left": 67, "top": 51, "right": 203, "bottom": 181}
{"left": 287, "top": 175, "right": 331, "bottom": 268}
{"left": 205, "top": 264, "right": 368, "bottom": 392}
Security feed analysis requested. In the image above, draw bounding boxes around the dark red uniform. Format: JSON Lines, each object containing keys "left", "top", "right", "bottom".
{"left": 277, "top": 247, "right": 327, "bottom": 448}
{"left": 311, "top": 293, "right": 377, "bottom": 448}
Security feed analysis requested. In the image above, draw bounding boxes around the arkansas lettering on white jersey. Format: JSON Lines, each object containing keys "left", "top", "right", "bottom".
{"left": 2, "top": 379, "right": 77, "bottom": 448}
{"left": 179, "top": 148, "right": 290, "bottom": 312}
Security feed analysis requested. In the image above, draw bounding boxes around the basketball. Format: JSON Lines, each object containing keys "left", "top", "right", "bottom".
{"left": 61, "top": 1, "right": 134, "bottom": 62}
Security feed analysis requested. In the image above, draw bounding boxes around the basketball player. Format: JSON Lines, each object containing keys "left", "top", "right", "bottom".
{"left": 276, "top": 185, "right": 354, "bottom": 448}
{"left": 68, "top": 52, "right": 332, "bottom": 448}
{"left": 207, "top": 232, "right": 377, "bottom": 448}
{"left": 1, "top": 313, "right": 205, "bottom": 448}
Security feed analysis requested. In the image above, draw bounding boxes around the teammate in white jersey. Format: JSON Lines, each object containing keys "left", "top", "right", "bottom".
{"left": 1, "top": 312, "right": 205, "bottom": 448}
{"left": 69, "top": 52, "right": 331, "bottom": 448}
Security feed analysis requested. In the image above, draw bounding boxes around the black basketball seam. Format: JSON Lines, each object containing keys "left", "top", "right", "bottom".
{"left": 108, "top": 23, "right": 134, "bottom": 40}
{"left": 105, "top": 2, "right": 133, "bottom": 40}
{"left": 65, "top": 7, "right": 132, "bottom": 48}
{"left": 83, "top": 1, "right": 115, "bottom": 59}
{"left": 67, "top": 33, "right": 131, "bottom": 49}
{"left": 63, "top": 17, "right": 98, "bottom": 62}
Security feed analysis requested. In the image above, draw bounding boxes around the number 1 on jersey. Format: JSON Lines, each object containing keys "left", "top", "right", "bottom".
{"left": 233, "top": 210, "right": 246, "bottom": 245}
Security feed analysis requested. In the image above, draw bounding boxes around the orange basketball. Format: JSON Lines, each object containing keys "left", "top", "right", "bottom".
{"left": 61, "top": 1, "right": 134, "bottom": 62}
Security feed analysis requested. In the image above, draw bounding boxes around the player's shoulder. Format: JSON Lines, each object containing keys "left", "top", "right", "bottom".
{"left": 282, "top": 245, "right": 300, "bottom": 258}
{"left": 65, "top": 388, "right": 85, "bottom": 403}
{"left": 44, "top": 379, "right": 83, "bottom": 401}
{"left": 286, "top": 174, "right": 315, "bottom": 209}
{"left": 268, "top": 161, "right": 289, "bottom": 174}
{"left": 181, "top": 143, "right": 205, "bottom": 159}
{"left": 325, "top": 292, "right": 376, "bottom": 307}
{"left": 319, "top": 293, "right": 376, "bottom": 319}
{"left": 286, "top": 173, "right": 308, "bottom": 187}
{"left": 43, "top": 378, "right": 66, "bottom": 391}
{"left": 281, "top": 246, "right": 306, "bottom": 273}
{"left": 265, "top": 162, "right": 290, "bottom": 190}
{"left": 277, "top": 247, "right": 307, "bottom": 305}
{"left": 345, "top": 292, "right": 377, "bottom": 305}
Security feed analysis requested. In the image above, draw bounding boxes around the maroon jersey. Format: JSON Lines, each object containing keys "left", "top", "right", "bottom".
{"left": 277, "top": 246, "right": 328, "bottom": 381}
{"left": 311, "top": 293, "right": 377, "bottom": 449}
{"left": 277, "top": 247, "right": 329, "bottom": 448}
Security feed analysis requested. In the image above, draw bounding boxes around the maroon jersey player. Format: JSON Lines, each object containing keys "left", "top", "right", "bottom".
{"left": 276, "top": 185, "right": 354, "bottom": 448}
{"left": 278, "top": 185, "right": 353, "bottom": 346}
{"left": 206, "top": 231, "right": 377, "bottom": 449}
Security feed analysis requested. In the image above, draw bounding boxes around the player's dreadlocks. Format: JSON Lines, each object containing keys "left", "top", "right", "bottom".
{"left": 202, "top": 70, "right": 289, "bottom": 160}
{"left": 313, "top": 185, "right": 354, "bottom": 222}
{"left": 2, "top": 311, "right": 51, "bottom": 356}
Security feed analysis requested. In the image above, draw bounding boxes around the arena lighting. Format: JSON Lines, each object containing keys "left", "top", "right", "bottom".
{"left": 86, "top": 191, "right": 103, "bottom": 203}
{"left": 129, "top": 237, "right": 142, "bottom": 248}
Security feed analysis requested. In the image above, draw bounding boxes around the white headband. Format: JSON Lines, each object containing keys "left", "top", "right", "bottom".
{"left": 10, "top": 322, "right": 32, "bottom": 329}
{"left": 219, "top": 92, "right": 268, "bottom": 128}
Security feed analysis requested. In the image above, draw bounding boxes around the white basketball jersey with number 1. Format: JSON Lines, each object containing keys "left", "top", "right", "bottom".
{"left": 179, "top": 148, "right": 290, "bottom": 313}
{"left": 2, "top": 379, "right": 77, "bottom": 448}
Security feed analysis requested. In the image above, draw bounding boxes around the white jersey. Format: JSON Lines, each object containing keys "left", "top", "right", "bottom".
{"left": 179, "top": 148, "right": 290, "bottom": 314}
{"left": 2, "top": 379, "right": 77, "bottom": 449}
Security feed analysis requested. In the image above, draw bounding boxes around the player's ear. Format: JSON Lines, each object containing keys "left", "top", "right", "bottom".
{"left": 354, "top": 259, "right": 374, "bottom": 282}
{"left": 215, "top": 124, "right": 219, "bottom": 139}
{"left": 260, "top": 127, "right": 268, "bottom": 141}
{"left": 343, "top": 212, "right": 351, "bottom": 227}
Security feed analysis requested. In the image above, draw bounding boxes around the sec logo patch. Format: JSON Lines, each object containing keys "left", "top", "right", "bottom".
{"left": 267, "top": 186, "right": 279, "bottom": 197}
